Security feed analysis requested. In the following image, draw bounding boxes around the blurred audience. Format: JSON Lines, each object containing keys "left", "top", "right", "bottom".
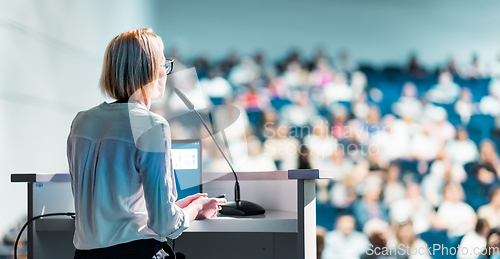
{"left": 147, "top": 48, "right": 500, "bottom": 259}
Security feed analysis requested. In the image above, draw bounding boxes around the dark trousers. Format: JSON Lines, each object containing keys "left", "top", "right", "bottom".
{"left": 74, "top": 239, "right": 175, "bottom": 259}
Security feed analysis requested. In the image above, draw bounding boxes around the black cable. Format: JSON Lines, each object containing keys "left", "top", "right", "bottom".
{"left": 14, "top": 212, "right": 76, "bottom": 259}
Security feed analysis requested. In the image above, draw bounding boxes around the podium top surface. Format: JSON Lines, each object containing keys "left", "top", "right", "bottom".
{"left": 11, "top": 169, "right": 333, "bottom": 183}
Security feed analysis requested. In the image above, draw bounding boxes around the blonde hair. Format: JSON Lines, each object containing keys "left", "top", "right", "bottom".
{"left": 100, "top": 28, "right": 164, "bottom": 101}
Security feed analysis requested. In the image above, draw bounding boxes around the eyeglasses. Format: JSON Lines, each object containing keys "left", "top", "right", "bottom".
{"left": 165, "top": 58, "right": 174, "bottom": 75}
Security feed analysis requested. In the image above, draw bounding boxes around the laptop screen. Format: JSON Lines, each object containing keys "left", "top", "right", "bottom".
{"left": 171, "top": 139, "right": 202, "bottom": 200}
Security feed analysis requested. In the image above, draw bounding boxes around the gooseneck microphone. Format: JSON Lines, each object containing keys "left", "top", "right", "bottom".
{"left": 173, "top": 87, "right": 265, "bottom": 216}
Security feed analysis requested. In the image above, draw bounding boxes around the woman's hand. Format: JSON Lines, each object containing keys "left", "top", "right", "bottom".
{"left": 176, "top": 193, "right": 207, "bottom": 209}
{"left": 183, "top": 196, "right": 227, "bottom": 221}
{"left": 195, "top": 197, "right": 227, "bottom": 220}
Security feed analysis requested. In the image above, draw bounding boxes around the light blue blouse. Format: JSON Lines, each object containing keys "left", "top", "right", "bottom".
{"left": 67, "top": 102, "right": 189, "bottom": 250}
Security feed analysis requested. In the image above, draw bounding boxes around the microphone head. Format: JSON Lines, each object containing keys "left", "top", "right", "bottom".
{"left": 173, "top": 87, "right": 195, "bottom": 110}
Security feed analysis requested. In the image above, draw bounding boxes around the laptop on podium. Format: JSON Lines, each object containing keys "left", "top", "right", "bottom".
{"left": 171, "top": 139, "right": 202, "bottom": 199}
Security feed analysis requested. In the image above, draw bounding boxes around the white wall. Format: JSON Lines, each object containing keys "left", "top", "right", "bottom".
{"left": 155, "top": 0, "right": 500, "bottom": 67}
{"left": 0, "top": 0, "right": 155, "bottom": 235}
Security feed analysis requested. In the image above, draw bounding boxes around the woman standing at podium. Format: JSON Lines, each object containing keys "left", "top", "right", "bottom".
{"left": 67, "top": 28, "right": 226, "bottom": 259}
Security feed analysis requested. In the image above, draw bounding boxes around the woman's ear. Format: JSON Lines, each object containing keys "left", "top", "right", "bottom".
{"left": 151, "top": 74, "right": 167, "bottom": 103}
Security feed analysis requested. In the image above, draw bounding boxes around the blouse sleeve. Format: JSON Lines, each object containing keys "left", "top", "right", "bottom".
{"left": 136, "top": 121, "right": 190, "bottom": 239}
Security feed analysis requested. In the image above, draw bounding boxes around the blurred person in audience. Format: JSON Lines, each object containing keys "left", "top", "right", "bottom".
{"left": 426, "top": 71, "right": 461, "bottom": 104}
{"left": 393, "top": 221, "right": 431, "bottom": 259}
{"left": 353, "top": 93, "right": 371, "bottom": 119}
{"left": 478, "top": 188, "right": 500, "bottom": 229}
{"left": 489, "top": 78, "right": 500, "bottom": 100}
{"left": 210, "top": 99, "right": 252, "bottom": 166}
{"left": 267, "top": 76, "right": 288, "bottom": 99}
{"left": 445, "top": 58, "right": 459, "bottom": 77}
{"left": 335, "top": 50, "right": 356, "bottom": 75}
{"left": 252, "top": 50, "right": 275, "bottom": 81}
{"left": 281, "top": 49, "right": 304, "bottom": 69}
{"left": 261, "top": 108, "right": 277, "bottom": 126}
{"left": 390, "top": 183, "right": 434, "bottom": 235}
{"left": 199, "top": 68, "right": 233, "bottom": 100}
{"left": 361, "top": 219, "right": 397, "bottom": 259}
{"left": 166, "top": 72, "right": 209, "bottom": 114}
{"left": 310, "top": 58, "right": 335, "bottom": 88}
{"left": 263, "top": 123, "right": 300, "bottom": 170}
{"left": 353, "top": 181, "right": 389, "bottom": 231}
{"left": 331, "top": 104, "right": 350, "bottom": 140}
{"left": 364, "top": 106, "right": 382, "bottom": 135}
{"left": 168, "top": 121, "right": 192, "bottom": 140}
{"left": 238, "top": 82, "right": 270, "bottom": 111}
{"left": 201, "top": 139, "right": 216, "bottom": 171}
{"left": 331, "top": 161, "right": 370, "bottom": 210}
{"left": 280, "top": 92, "right": 317, "bottom": 130}
{"left": 398, "top": 108, "right": 422, "bottom": 137}
{"left": 421, "top": 146, "right": 467, "bottom": 207}
{"left": 238, "top": 136, "right": 277, "bottom": 172}
{"left": 370, "top": 115, "right": 410, "bottom": 161}
{"left": 304, "top": 117, "right": 338, "bottom": 168}
{"left": 331, "top": 173, "right": 358, "bottom": 210}
{"left": 392, "top": 82, "right": 423, "bottom": 118}
{"left": 462, "top": 54, "right": 488, "bottom": 79}
{"left": 258, "top": 109, "right": 279, "bottom": 141}
{"left": 382, "top": 164, "right": 405, "bottom": 206}
{"left": 430, "top": 145, "right": 467, "bottom": 182}
{"left": 409, "top": 120, "right": 440, "bottom": 161}
{"left": 478, "top": 140, "right": 500, "bottom": 176}
{"left": 309, "top": 47, "right": 329, "bottom": 70}
{"left": 408, "top": 54, "right": 427, "bottom": 79}
{"left": 480, "top": 81, "right": 500, "bottom": 117}
{"left": 455, "top": 87, "right": 475, "bottom": 125}
{"left": 317, "top": 226, "right": 327, "bottom": 259}
{"left": 428, "top": 106, "right": 456, "bottom": 143}
{"left": 191, "top": 53, "right": 210, "bottom": 79}
{"left": 465, "top": 165, "right": 500, "bottom": 210}
{"left": 458, "top": 219, "right": 490, "bottom": 259}
{"left": 446, "top": 127, "right": 479, "bottom": 166}
{"left": 483, "top": 230, "right": 500, "bottom": 259}
{"left": 322, "top": 215, "right": 370, "bottom": 259}
{"left": 490, "top": 54, "right": 500, "bottom": 79}
{"left": 220, "top": 51, "right": 239, "bottom": 78}
{"left": 367, "top": 145, "right": 388, "bottom": 172}
{"left": 340, "top": 119, "right": 370, "bottom": 161}
{"left": 322, "top": 146, "right": 354, "bottom": 181}
{"left": 283, "top": 61, "right": 308, "bottom": 91}
{"left": 351, "top": 93, "right": 374, "bottom": 120}
{"left": 206, "top": 145, "right": 233, "bottom": 172}
{"left": 351, "top": 71, "right": 368, "bottom": 100}
{"left": 323, "top": 72, "right": 353, "bottom": 104}
{"left": 228, "top": 56, "right": 259, "bottom": 87}
{"left": 212, "top": 98, "right": 251, "bottom": 135}
{"left": 433, "top": 183, "right": 477, "bottom": 243}
{"left": 298, "top": 145, "right": 312, "bottom": 169}
{"left": 317, "top": 146, "right": 354, "bottom": 203}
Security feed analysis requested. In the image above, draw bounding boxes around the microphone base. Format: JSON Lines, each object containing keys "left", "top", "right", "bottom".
{"left": 219, "top": 200, "right": 266, "bottom": 216}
